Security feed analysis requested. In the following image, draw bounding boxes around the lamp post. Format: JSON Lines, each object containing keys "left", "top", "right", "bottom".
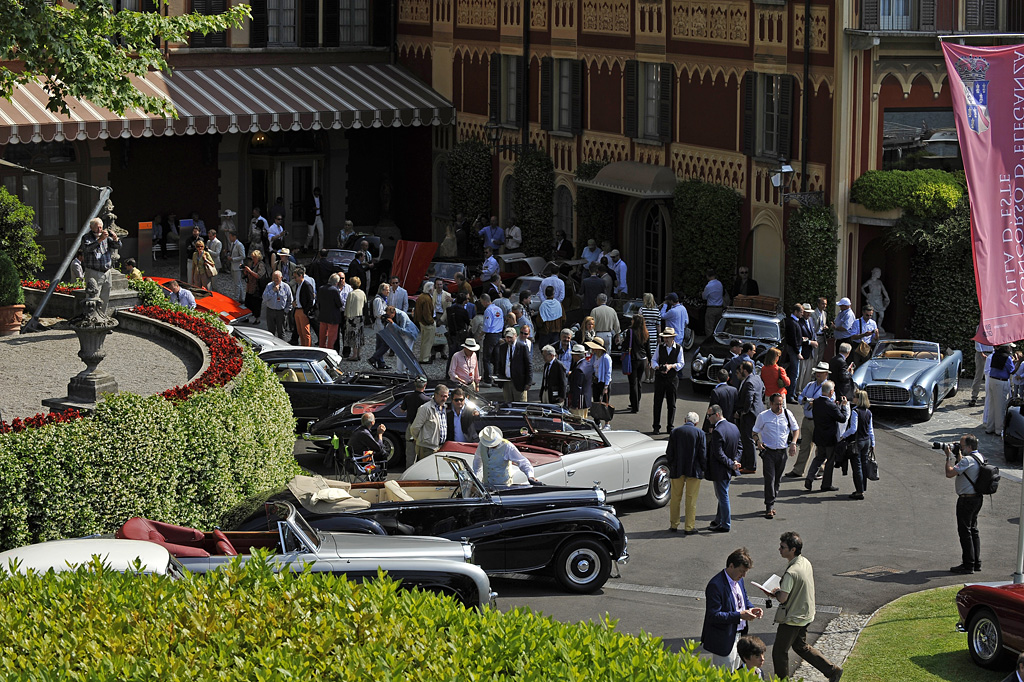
{"left": 770, "top": 160, "right": 824, "bottom": 207}
{"left": 484, "top": 120, "right": 536, "bottom": 157}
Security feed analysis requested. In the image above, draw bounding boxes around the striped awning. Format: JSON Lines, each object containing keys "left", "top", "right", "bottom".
{"left": 0, "top": 63, "right": 455, "bottom": 145}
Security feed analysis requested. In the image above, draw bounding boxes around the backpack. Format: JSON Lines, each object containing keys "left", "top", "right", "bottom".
{"left": 965, "top": 454, "right": 1000, "bottom": 495}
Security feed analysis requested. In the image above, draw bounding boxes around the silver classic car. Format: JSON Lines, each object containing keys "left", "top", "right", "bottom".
{"left": 852, "top": 339, "right": 962, "bottom": 420}
{"left": 117, "top": 501, "right": 496, "bottom": 608}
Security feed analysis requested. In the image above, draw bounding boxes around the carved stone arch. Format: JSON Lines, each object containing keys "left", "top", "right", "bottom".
{"left": 585, "top": 53, "right": 627, "bottom": 72}
{"left": 873, "top": 59, "right": 947, "bottom": 101}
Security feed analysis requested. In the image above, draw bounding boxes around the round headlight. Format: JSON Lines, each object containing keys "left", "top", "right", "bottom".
{"left": 595, "top": 487, "right": 606, "bottom": 504}
{"left": 913, "top": 385, "right": 927, "bottom": 400}
{"left": 692, "top": 356, "right": 705, "bottom": 372}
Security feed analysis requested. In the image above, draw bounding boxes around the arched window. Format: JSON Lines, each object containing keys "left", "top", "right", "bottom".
{"left": 638, "top": 202, "right": 666, "bottom": 296}
{"left": 553, "top": 184, "right": 573, "bottom": 238}
{"left": 502, "top": 175, "right": 516, "bottom": 229}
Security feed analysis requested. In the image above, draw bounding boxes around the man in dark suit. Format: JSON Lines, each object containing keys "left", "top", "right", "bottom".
{"left": 652, "top": 328, "right": 684, "bottom": 435}
{"left": 539, "top": 345, "right": 568, "bottom": 405}
{"left": 445, "top": 388, "right": 480, "bottom": 442}
{"left": 783, "top": 304, "right": 805, "bottom": 392}
{"left": 707, "top": 368, "right": 738, "bottom": 430}
{"left": 726, "top": 342, "right": 755, "bottom": 388}
{"left": 828, "top": 342, "right": 855, "bottom": 400}
{"left": 667, "top": 413, "right": 707, "bottom": 533}
{"left": 735, "top": 361, "right": 765, "bottom": 474}
{"left": 805, "top": 380, "right": 851, "bottom": 493}
{"left": 492, "top": 327, "right": 533, "bottom": 402}
{"left": 553, "top": 229, "right": 574, "bottom": 260}
{"left": 580, "top": 264, "right": 606, "bottom": 311}
{"left": 347, "top": 251, "right": 368, "bottom": 293}
{"left": 705, "top": 404, "right": 742, "bottom": 532}
{"left": 701, "top": 548, "right": 763, "bottom": 670}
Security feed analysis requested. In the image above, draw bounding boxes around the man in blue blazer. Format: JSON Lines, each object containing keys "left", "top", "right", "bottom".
{"left": 705, "top": 404, "right": 742, "bottom": 532}
{"left": 707, "top": 368, "right": 738, "bottom": 429}
{"left": 735, "top": 361, "right": 765, "bottom": 474}
{"left": 701, "top": 547, "right": 764, "bottom": 670}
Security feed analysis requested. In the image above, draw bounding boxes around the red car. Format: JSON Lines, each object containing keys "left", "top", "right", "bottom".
{"left": 956, "top": 581, "right": 1024, "bottom": 668}
{"left": 148, "top": 277, "right": 251, "bottom": 324}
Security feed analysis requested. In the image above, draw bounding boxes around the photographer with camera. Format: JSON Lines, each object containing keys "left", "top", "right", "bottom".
{"left": 942, "top": 434, "right": 985, "bottom": 574}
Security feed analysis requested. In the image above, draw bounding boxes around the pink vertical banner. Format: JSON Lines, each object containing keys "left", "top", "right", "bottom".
{"left": 943, "top": 42, "right": 1024, "bottom": 345}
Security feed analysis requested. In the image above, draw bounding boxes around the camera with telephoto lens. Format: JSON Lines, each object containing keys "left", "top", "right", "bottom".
{"left": 932, "top": 441, "right": 961, "bottom": 457}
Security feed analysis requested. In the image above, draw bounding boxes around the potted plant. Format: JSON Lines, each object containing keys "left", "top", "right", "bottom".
{"left": 0, "top": 251, "right": 25, "bottom": 335}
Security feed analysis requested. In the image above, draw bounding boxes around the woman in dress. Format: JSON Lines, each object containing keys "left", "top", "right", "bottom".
{"left": 344, "top": 275, "right": 367, "bottom": 360}
{"left": 190, "top": 239, "right": 217, "bottom": 290}
{"left": 640, "top": 292, "right": 660, "bottom": 383}
{"left": 242, "top": 250, "right": 268, "bottom": 324}
{"left": 758, "top": 347, "right": 790, "bottom": 406}
{"left": 624, "top": 314, "right": 649, "bottom": 413}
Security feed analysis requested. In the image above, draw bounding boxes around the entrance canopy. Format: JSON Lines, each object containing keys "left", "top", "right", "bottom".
{"left": 574, "top": 160, "right": 677, "bottom": 199}
{"left": 0, "top": 63, "right": 455, "bottom": 145}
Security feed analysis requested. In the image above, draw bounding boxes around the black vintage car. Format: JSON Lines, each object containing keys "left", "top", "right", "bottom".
{"left": 689, "top": 301, "right": 785, "bottom": 389}
{"left": 261, "top": 327, "right": 428, "bottom": 429}
{"left": 226, "top": 464, "right": 628, "bottom": 593}
{"left": 306, "top": 384, "right": 574, "bottom": 467}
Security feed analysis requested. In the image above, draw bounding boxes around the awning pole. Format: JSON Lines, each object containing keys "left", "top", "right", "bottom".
{"left": 23, "top": 186, "right": 112, "bottom": 333}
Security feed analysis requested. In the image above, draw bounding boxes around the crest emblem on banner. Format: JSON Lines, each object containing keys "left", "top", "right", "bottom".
{"left": 957, "top": 56, "right": 991, "bottom": 134}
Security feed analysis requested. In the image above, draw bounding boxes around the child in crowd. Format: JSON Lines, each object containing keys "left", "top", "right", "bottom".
{"left": 736, "top": 636, "right": 766, "bottom": 680}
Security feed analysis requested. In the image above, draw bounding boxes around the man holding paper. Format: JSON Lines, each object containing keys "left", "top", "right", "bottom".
{"left": 762, "top": 531, "right": 843, "bottom": 682}
{"left": 700, "top": 548, "right": 763, "bottom": 671}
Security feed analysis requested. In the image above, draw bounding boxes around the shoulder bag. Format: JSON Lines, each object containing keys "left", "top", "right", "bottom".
{"left": 854, "top": 320, "right": 872, "bottom": 358}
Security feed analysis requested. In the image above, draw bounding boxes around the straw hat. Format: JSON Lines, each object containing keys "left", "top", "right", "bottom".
{"left": 479, "top": 425, "right": 504, "bottom": 448}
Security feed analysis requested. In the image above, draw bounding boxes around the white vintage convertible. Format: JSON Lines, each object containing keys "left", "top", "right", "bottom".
{"left": 402, "top": 418, "right": 671, "bottom": 508}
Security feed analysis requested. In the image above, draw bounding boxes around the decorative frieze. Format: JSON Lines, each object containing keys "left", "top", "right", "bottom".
{"left": 532, "top": 0, "right": 549, "bottom": 29}
{"left": 400, "top": 0, "right": 432, "bottom": 24}
{"left": 581, "top": 0, "right": 631, "bottom": 35}
{"left": 457, "top": 0, "right": 498, "bottom": 28}
{"left": 755, "top": 7, "right": 786, "bottom": 48}
{"left": 581, "top": 131, "right": 629, "bottom": 162}
{"left": 671, "top": 0, "right": 749, "bottom": 45}
{"left": 793, "top": 6, "right": 829, "bottom": 53}
{"left": 670, "top": 143, "right": 746, "bottom": 193}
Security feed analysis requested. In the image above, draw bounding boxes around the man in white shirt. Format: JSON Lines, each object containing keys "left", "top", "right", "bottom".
{"left": 168, "top": 279, "right": 196, "bottom": 309}
{"left": 581, "top": 239, "right": 601, "bottom": 267}
{"left": 609, "top": 250, "right": 628, "bottom": 295}
{"left": 505, "top": 222, "right": 523, "bottom": 251}
{"left": 481, "top": 247, "right": 499, "bottom": 282}
{"left": 703, "top": 269, "right": 726, "bottom": 337}
{"left": 833, "top": 297, "right": 855, "bottom": 343}
{"left": 753, "top": 392, "right": 800, "bottom": 518}
{"left": 540, "top": 271, "right": 565, "bottom": 303}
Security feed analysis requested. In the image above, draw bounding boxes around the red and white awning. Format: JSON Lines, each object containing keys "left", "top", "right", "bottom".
{"left": 0, "top": 63, "right": 455, "bottom": 145}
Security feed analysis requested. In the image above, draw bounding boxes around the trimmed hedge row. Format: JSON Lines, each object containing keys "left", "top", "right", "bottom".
{"left": 0, "top": 305, "right": 298, "bottom": 551}
{"left": 0, "top": 557, "right": 766, "bottom": 681}
{"left": 850, "top": 169, "right": 965, "bottom": 219}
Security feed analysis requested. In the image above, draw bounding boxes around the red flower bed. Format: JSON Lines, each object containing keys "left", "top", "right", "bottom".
{"left": 0, "top": 306, "right": 243, "bottom": 433}
{"left": 21, "top": 279, "right": 83, "bottom": 295}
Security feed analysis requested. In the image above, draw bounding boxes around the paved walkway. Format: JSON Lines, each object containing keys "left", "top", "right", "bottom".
{"left": 0, "top": 320, "right": 201, "bottom": 421}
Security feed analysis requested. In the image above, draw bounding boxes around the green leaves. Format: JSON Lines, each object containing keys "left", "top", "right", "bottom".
{"left": 448, "top": 139, "right": 493, "bottom": 224}
{"left": 0, "top": 0, "right": 251, "bottom": 117}
{"left": 784, "top": 205, "right": 838, "bottom": 312}
{"left": 671, "top": 179, "right": 742, "bottom": 297}
{"left": 850, "top": 169, "right": 965, "bottom": 220}
{"left": 575, "top": 159, "right": 616, "bottom": 249}
{"left": 512, "top": 149, "right": 555, "bottom": 255}
{"left": 0, "top": 250, "right": 24, "bottom": 306}
{"left": 0, "top": 185, "right": 44, "bottom": 280}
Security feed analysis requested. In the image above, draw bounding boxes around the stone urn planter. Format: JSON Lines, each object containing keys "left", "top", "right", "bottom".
{"left": 0, "top": 303, "right": 24, "bottom": 336}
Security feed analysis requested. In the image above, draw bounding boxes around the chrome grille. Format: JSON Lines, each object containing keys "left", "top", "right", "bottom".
{"left": 866, "top": 385, "right": 910, "bottom": 404}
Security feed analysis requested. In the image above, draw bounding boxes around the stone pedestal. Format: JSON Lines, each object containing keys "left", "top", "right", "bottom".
{"left": 72, "top": 270, "right": 141, "bottom": 315}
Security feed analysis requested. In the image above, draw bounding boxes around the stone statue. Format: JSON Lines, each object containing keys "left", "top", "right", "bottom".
{"left": 99, "top": 198, "right": 127, "bottom": 268}
{"left": 861, "top": 267, "right": 891, "bottom": 331}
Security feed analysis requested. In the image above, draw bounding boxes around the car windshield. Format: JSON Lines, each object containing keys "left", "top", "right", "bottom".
{"left": 316, "top": 358, "right": 345, "bottom": 382}
{"left": 431, "top": 262, "right": 465, "bottom": 280}
{"left": 716, "top": 317, "right": 781, "bottom": 342}
{"left": 324, "top": 249, "right": 355, "bottom": 263}
{"left": 513, "top": 279, "right": 541, "bottom": 295}
{"left": 873, "top": 340, "right": 942, "bottom": 359}
{"left": 267, "top": 502, "right": 320, "bottom": 551}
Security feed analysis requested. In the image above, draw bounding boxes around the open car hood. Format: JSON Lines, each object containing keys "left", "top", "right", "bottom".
{"left": 392, "top": 240, "right": 438, "bottom": 293}
{"left": 377, "top": 324, "right": 426, "bottom": 377}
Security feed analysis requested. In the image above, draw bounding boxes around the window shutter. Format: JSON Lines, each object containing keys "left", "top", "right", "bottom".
{"left": 778, "top": 75, "right": 794, "bottom": 161}
{"left": 489, "top": 54, "right": 501, "bottom": 123}
{"left": 191, "top": 0, "right": 228, "bottom": 47}
{"left": 918, "top": 0, "right": 936, "bottom": 31}
{"left": 741, "top": 71, "right": 756, "bottom": 157}
{"left": 570, "top": 59, "right": 584, "bottom": 135}
{"left": 323, "top": 0, "right": 340, "bottom": 46}
{"left": 861, "top": 0, "right": 879, "bottom": 30}
{"left": 966, "top": 0, "right": 980, "bottom": 28}
{"left": 982, "top": 0, "right": 998, "bottom": 29}
{"left": 540, "top": 57, "right": 553, "bottom": 131}
{"left": 658, "top": 62, "right": 673, "bottom": 143}
{"left": 250, "top": 0, "right": 268, "bottom": 47}
{"left": 301, "top": 0, "right": 319, "bottom": 46}
{"left": 515, "top": 55, "right": 526, "bottom": 125}
{"left": 624, "top": 60, "right": 638, "bottom": 139}
{"left": 140, "top": 0, "right": 160, "bottom": 47}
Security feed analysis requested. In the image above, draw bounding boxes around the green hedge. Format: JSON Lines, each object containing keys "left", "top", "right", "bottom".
{"left": 0, "top": 186, "right": 44, "bottom": 279}
{"left": 0, "top": 557, "right": 767, "bottom": 681}
{"left": 0, "top": 251, "right": 24, "bottom": 307}
{"left": 0, "top": 345, "right": 298, "bottom": 551}
{"left": 784, "top": 205, "right": 838, "bottom": 312}
{"left": 850, "top": 169, "right": 965, "bottom": 220}
{"left": 448, "top": 139, "right": 493, "bottom": 223}
{"left": 575, "top": 159, "right": 616, "bottom": 249}
{"left": 671, "top": 179, "right": 743, "bottom": 296}
{"left": 512, "top": 149, "right": 555, "bottom": 255}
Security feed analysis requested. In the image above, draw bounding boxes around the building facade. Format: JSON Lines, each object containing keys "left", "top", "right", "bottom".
{"left": 0, "top": 0, "right": 453, "bottom": 271}
{"left": 399, "top": 0, "right": 1012, "bottom": 333}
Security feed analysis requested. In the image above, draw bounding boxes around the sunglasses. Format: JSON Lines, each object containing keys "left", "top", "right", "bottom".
{"left": 453, "top": 398, "right": 465, "bottom": 402}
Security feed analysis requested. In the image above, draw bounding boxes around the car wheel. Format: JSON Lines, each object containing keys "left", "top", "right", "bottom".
{"left": 915, "top": 389, "right": 937, "bottom": 422}
{"left": 554, "top": 538, "right": 611, "bottom": 594}
{"left": 968, "top": 608, "right": 1009, "bottom": 668}
{"left": 381, "top": 432, "right": 403, "bottom": 469}
{"left": 643, "top": 456, "right": 672, "bottom": 509}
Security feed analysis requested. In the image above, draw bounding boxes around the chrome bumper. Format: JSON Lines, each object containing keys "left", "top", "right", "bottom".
{"left": 956, "top": 622, "right": 967, "bottom": 633}
{"left": 616, "top": 552, "right": 630, "bottom": 565}
{"left": 488, "top": 590, "right": 499, "bottom": 608}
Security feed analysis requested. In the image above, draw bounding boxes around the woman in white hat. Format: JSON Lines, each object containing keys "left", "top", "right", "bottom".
{"left": 472, "top": 425, "right": 540, "bottom": 488}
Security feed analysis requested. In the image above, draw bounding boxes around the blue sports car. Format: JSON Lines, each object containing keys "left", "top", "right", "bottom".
{"left": 852, "top": 339, "right": 962, "bottom": 421}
